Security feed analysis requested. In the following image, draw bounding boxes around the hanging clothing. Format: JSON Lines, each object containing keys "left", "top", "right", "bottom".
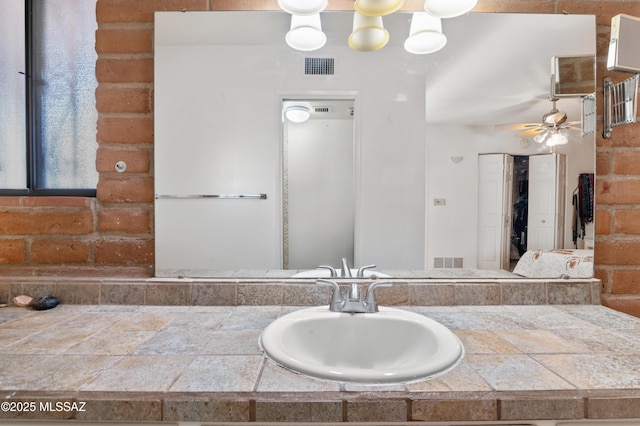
{"left": 572, "top": 173, "right": 594, "bottom": 247}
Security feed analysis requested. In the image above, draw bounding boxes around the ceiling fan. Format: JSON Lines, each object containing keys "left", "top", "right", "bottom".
{"left": 496, "top": 96, "right": 582, "bottom": 147}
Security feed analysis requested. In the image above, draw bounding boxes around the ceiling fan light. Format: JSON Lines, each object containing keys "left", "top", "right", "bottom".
{"left": 404, "top": 12, "right": 447, "bottom": 54}
{"left": 285, "top": 14, "right": 327, "bottom": 51}
{"left": 546, "top": 130, "right": 569, "bottom": 146}
{"left": 355, "top": 0, "right": 405, "bottom": 17}
{"left": 284, "top": 105, "right": 311, "bottom": 123}
{"left": 278, "top": 0, "right": 328, "bottom": 15}
{"left": 423, "top": 0, "right": 477, "bottom": 18}
{"left": 348, "top": 12, "right": 389, "bottom": 52}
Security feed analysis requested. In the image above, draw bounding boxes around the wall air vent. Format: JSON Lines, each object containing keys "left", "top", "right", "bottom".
{"left": 305, "top": 57, "right": 335, "bottom": 75}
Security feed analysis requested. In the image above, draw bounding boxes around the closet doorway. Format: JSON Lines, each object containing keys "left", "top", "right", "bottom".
{"left": 478, "top": 153, "right": 566, "bottom": 271}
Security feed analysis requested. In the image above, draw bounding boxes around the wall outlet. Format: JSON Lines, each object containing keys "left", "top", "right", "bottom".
{"left": 433, "top": 198, "right": 446, "bottom": 206}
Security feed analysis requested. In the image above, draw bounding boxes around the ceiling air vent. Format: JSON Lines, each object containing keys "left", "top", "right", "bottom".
{"left": 314, "top": 106, "right": 331, "bottom": 113}
{"left": 305, "top": 57, "right": 335, "bottom": 75}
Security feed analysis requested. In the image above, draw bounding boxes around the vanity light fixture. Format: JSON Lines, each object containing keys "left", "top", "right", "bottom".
{"left": 423, "top": 0, "right": 478, "bottom": 18}
{"left": 354, "top": 0, "right": 405, "bottom": 17}
{"left": 284, "top": 105, "right": 311, "bottom": 123}
{"left": 278, "top": 0, "right": 327, "bottom": 15}
{"left": 348, "top": 12, "right": 390, "bottom": 52}
{"left": 285, "top": 14, "right": 327, "bottom": 51}
{"left": 404, "top": 12, "right": 447, "bottom": 54}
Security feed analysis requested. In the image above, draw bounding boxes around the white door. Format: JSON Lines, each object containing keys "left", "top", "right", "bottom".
{"left": 527, "top": 153, "right": 566, "bottom": 250}
{"left": 477, "top": 154, "right": 513, "bottom": 270}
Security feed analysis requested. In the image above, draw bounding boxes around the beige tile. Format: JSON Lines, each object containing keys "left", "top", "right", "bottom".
{"left": 407, "top": 361, "right": 493, "bottom": 391}
{"left": 169, "top": 355, "right": 263, "bottom": 392}
{"left": 454, "top": 283, "right": 500, "bottom": 305}
{"left": 493, "top": 329, "right": 592, "bottom": 354}
{"left": 409, "top": 283, "right": 455, "bottom": 305}
{"left": 145, "top": 283, "right": 191, "bottom": 305}
{"left": 0, "top": 354, "right": 121, "bottom": 391}
{"left": 163, "top": 399, "right": 250, "bottom": 422}
{"left": 255, "top": 400, "right": 342, "bottom": 422}
{"left": 81, "top": 355, "right": 193, "bottom": 391}
{"left": 191, "top": 283, "right": 237, "bottom": 305}
{"left": 55, "top": 282, "right": 101, "bottom": 304}
{"left": 588, "top": 396, "right": 640, "bottom": 419}
{"left": 465, "top": 354, "right": 575, "bottom": 390}
{"left": 346, "top": 400, "right": 407, "bottom": 422}
{"left": 65, "top": 329, "right": 155, "bottom": 355}
{"left": 237, "top": 284, "right": 283, "bottom": 305}
{"left": 0, "top": 311, "right": 77, "bottom": 330}
{"left": 534, "top": 353, "right": 640, "bottom": 389}
{"left": 454, "top": 330, "right": 521, "bottom": 354}
{"left": 0, "top": 328, "right": 97, "bottom": 354}
{"left": 500, "top": 397, "right": 584, "bottom": 420}
{"left": 100, "top": 283, "right": 146, "bottom": 305}
{"left": 257, "top": 360, "right": 340, "bottom": 392}
{"left": 200, "top": 329, "right": 262, "bottom": 354}
{"left": 108, "top": 312, "right": 175, "bottom": 331}
{"left": 413, "top": 398, "right": 498, "bottom": 422}
{"left": 76, "top": 399, "right": 162, "bottom": 422}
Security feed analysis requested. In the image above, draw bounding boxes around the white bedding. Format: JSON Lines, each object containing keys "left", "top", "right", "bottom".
{"left": 513, "top": 249, "right": 594, "bottom": 279}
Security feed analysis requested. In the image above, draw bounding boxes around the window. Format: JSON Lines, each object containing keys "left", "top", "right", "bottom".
{"left": 0, "top": 0, "right": 98, "bottom": 196}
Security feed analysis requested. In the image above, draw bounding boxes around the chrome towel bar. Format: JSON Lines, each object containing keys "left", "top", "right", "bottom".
{"left": 155, "top": 193, "right": 267, "bottom": 200}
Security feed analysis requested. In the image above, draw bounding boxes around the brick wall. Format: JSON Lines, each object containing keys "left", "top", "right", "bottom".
{"left": 2, "top": 0, "right": 640, "bottom": 315}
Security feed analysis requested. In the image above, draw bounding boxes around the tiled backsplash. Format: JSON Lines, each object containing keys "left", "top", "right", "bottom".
{"left": 0, "top": 278, "right": 601, "bottom": 307}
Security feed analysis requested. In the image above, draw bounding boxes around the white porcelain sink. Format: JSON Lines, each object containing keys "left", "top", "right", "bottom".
{"left": 260, "top": 306, "right": 464, "bottom": 384}
{"left": 291, "top": 268, "right": 392, "bottom": 278}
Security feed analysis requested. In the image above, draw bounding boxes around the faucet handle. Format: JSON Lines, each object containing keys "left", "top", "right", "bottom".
{"left": 316, "top": 279, "right": 344, "bottom": 312}
{"left": 364, "top": 281, "right": 393, "bottom": 312}
{"left": 356, "top": 264, "right": 376, "bottom": 278}
{"left": 317, "top": 265, "right": 337, "bottom": 277}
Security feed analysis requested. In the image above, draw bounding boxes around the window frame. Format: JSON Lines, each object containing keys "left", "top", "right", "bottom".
{"left": 0, "top": 0, "right": 97, "bottom": 197}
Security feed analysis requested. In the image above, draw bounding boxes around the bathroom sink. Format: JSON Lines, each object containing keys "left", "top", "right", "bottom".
{"left": 291, "top": 268, "right": 391, "bottom": 278}
{"left": 260, "top": 306, "right": 464, "bottom": 384}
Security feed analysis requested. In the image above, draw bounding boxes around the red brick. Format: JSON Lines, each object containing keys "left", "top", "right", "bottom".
{"left": 601, "top": 294, "right": 640, "bottom": 318}
{"left": 595, "top": 209, "right": 611, "bottom": 235}
{"left": 596, "top": 180, "right": 640, "bottom": 204}
{"left": 0, "top": 240, "right": 26, "bottom": 264}
{"left": 96, "top": 86, "right": 151, "bottom": 114}
{"left": 614, "top": 210, "right": 640, "bottom": 234}
{"left": 96, "top": 58, "right": 153, "bottom": 84}
{"left": 0, "top": 211, "right": 94, "bottom": 235}
{"left": 94, "top": 239, "right": 154, "bottom": 265}
{"left": 31, "top": 239, "right": 90, "bottom": 264}
{"left": 95, "top": 28, "right": 152, "bottom": 54}
{"left": 97, "top": 177, "right": 154, "bottom": 203}
{"left": 96, "top": 148, "right": 151, "bottom": 173}
{"left": 595, "top": 240, "right": 640, "bottom": 265}
{"left": 613, "top": 150, "right": 640, "bottom": 175}
{"left": 98, "top": 208, "right": 151, "bottom": 233}
{"left": 97, "top": 117, "right": 154, "bottom": 144}
{"left": 611, "top": 270, "right": 640, "bottom": 294}
{"left": 96, "top": 0, "right": 208, "bottom": 23}
{"left": 595, "top": 151, "right": 610, "bottom": 176}
{"left": 22, "top": 197, "right": 93, "bottom": 208}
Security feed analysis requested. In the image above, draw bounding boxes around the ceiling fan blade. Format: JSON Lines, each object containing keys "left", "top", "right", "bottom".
{"left": 494, "top": 122, "right": 541, "bottom": 131}
{"left": 517, "top": 127, "right": 546, "bottom": 137}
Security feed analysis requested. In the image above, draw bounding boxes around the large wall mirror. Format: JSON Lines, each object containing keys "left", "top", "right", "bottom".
{"left": 154, "top": 11, "right": 596, "bottom": 279}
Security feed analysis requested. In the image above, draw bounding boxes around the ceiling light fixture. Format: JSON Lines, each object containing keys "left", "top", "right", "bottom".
{"left": 278, "top": 0, "right": 327, "bottom": 15}
{"left": 354, "top": 0, "right": 405, "bottom": 17}
{"left": 285, "top": 14, "right": 327, "bottom": 51}
{"left": 404, "top": 12, "right": 447, "bottom": 54}
{"left": 348, "top": 12, "right": 390, "bottom": 52}
{"left": 284, "top": 105, "right": 311, "bottom": 123}
{"left": 423, "top": 0, "right": 477, "bottom": 19}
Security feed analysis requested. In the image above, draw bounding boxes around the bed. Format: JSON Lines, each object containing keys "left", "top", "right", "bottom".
{"left": 512, "top": 249, "right": 594, "bottom": 278}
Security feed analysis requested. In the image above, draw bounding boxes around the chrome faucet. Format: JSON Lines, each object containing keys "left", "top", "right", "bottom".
{"left": 318, "top": 257, "right": 377, "bottom": 278}
{"left": 317, "top": 279, "right": 392, "bottom": 313}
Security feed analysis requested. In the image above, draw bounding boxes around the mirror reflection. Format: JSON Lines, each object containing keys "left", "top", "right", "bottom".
{"left": 154, "top": 11, "right": 596, "bottom": 279}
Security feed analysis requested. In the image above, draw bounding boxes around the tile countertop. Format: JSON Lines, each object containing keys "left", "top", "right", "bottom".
{"left": 1, "top": 304, "right": 640, "bottom": 423}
